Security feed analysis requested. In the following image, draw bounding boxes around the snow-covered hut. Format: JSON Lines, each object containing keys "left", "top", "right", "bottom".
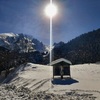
{"left": 50, "top": 58, "right": 72, "bottom": 79}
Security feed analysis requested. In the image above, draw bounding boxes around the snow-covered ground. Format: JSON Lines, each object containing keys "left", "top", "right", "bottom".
{"left": 1, "top": 63, "right": 100, "bottom": 100}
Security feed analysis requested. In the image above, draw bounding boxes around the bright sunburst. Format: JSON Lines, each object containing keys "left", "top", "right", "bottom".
{"left": 44, "top": 3, "right": 58, "bottom": 18}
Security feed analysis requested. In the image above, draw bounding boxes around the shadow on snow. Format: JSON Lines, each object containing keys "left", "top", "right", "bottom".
{"left": 52, "top": 78, "right": 79, "bottom": 85}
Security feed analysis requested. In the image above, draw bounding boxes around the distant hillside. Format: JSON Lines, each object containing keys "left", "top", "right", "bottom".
{"left": 54, "top": 28, "right": 100, "bottom": 64}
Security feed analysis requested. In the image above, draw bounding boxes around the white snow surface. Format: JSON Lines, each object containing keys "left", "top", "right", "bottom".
{"left": 1, "top": 63, "right": 100, "bottom": 99}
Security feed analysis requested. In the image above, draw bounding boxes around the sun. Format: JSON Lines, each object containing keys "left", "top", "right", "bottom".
{"left": 44, "top": 3, "right": 58, "bottom": 18}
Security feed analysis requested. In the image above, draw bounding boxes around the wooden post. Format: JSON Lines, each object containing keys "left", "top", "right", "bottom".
{"left": 60, "top": 66, "right": 63, "bottom": 79}
{"left": 53, "top": 66, "right": 54, "bottom": 79}
{"left": 61, "top": 75, "right": 63, "bottom": 79}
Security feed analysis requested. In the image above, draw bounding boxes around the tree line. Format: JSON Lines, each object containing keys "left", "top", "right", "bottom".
{"left": 0, "top": 46, "right": 43, "bottom": 77}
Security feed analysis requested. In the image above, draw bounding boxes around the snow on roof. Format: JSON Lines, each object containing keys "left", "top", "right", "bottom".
{"left": 50, "top": 58, "right": 72, "bottom": 65}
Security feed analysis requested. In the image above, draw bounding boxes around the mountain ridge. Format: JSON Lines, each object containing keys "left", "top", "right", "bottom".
{"left": 0, "top": 33, "right": 46, "bottom": 53}
{"left": 54, "top": 28, "right": 100, "bottom": 64}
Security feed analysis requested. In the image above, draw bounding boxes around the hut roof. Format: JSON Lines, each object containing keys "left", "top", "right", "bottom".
{"left": 50, "top": 58, "right": 72, "bottom": 65}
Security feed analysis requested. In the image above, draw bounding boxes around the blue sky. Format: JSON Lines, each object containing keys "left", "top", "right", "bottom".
{"left": 0, "top": 0, "right": 100, "bottom": 45}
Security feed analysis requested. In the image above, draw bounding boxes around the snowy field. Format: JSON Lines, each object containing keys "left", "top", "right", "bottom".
{"left": 0, "top": 63, "right": 100, "bottom": 100}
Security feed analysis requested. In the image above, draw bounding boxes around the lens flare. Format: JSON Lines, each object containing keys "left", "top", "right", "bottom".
{"left": 44, "top": 1, "right": 58, "bottom": 63}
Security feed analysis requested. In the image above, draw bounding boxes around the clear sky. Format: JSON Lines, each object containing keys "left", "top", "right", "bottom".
{"left": 0, "top": 0, "right": 100, "bottom": 45}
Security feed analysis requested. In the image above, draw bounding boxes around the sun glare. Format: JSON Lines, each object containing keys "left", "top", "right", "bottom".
{"left": 44, "top": 3, "right": 58, "bottom": 18}
{"left": 44, "top": 2, "right": 58, "bottom": 63}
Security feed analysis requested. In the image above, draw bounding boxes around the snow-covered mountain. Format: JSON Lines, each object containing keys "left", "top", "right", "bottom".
{"left": 0, "top": 33, "right": 46, "bottom": 53}
{"left": 32, "top": 38, "right": 46, "bottom": 53}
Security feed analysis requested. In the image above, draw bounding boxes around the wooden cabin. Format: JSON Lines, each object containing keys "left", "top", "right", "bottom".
{"left": 50, "top": 58, "right": 72, "bottom": 79}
